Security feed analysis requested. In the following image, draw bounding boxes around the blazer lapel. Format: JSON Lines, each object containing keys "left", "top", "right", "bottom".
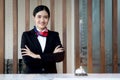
{"left": 44, "top": 31, "right": 53, "bottom": 53}
{"left": 30, "top": 29, "right": 43, "bottom": 53}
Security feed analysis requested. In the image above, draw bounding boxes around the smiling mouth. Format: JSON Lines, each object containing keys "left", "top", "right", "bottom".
{"left": 40, "top": 23, "right": 45, "bottom": 26}
{"left": 39, "top": 22, "right": 45, "bottom": 24}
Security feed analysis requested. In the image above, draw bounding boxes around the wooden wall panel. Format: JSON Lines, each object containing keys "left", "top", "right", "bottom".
{"left": 112, "top": 0, "right": 118, "bottom": 73}
{"left": 25, "top": 0, "right": 30, "bottom": 31}
{"left": 62, "top": 0, "right": 67, "bottom": 73}
{"left": 13, "top": 0, "right": 18, "bottom": 73}
{"left": 87, "top": 0, "right": 93, "bottom": 73}
{"left": 3, "top": 0, "right": 119, "bottom": 74}
{"left": 50, "top": 0, "right": 55, "bottom": 30}
{"left": 37, "top": 0, "right": 42, "bottom": 5}
{"left": 0, "top": 0, "right": 5, "bottom": 73}
{"left": 74, "top": 0, "right": 80, "bottom": 69}
{"left": 100, "top": 0, "right": 105, "bottom": 73}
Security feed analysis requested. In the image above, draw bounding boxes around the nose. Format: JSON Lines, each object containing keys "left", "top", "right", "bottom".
{"left": 40, "top": 17, "right": 44, "bottom": 22}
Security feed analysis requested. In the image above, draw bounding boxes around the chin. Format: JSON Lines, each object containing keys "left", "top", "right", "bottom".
{"left": 38, "top": 26, "right": 46, "bottom": 30}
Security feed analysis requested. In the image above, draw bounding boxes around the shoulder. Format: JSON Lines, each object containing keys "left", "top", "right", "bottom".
{"left": 22, "top": 29, "right": 34, "bottom": 36}
{"left": 48, "top": 30, "right": 59, "bottom": 36}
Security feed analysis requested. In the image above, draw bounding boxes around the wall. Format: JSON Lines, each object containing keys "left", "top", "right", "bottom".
{"left": 4, "top": 0, "right": 75, "bottom": 73}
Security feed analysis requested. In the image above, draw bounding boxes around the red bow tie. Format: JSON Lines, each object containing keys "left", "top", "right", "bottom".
{"left": 34, "top": 26, "right": 48, "bottom": 37}
{"left": 39, "top": 29, "right": 48, "bottom": 37}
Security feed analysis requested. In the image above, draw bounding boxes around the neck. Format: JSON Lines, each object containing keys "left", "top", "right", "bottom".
{"left": 36, "top": 26, "right": 47, "bottom": 31}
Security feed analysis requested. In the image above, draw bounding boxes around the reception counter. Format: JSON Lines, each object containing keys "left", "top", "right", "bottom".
{"left": 0, "top": 73, "right": 120, "bottom": 80}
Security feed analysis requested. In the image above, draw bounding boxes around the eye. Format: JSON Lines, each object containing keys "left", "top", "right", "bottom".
{"left": 37, "top": 15, "right": 41, "bottom": 18}
{"left": 44, "top": 16, "right": 48, "bottom": 19}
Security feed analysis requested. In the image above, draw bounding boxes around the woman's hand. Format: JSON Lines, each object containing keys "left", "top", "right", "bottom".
{"left": 53, "top": 45, "right": 64, "bottom": 53}
{"left": 21, "top": 45, "right": 41, "bottom": 59}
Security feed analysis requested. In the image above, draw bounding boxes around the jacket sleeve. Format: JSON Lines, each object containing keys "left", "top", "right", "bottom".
{"left": 40, "top": 32, "right": 65, "bottom": 63}
{"left": 21, "top": 32, "right": 42, "bottom": 66}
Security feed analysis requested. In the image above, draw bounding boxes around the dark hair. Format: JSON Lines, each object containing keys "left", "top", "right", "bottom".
{"left": 33, "top": 5, "right": 50, "bottom": 18}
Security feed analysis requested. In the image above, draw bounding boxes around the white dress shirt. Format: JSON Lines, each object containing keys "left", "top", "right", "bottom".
{"left": 36, "top": 28, "right": 46, "bottom": 52}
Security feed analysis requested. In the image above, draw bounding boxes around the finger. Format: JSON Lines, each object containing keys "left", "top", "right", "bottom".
{"left": 25, "top": 45, "right": 29, "bottom": 50}
{"left": 58, "top": 50, "right": 64, "bottom": 52}
{"left": 54, "top": 50, "right": 64, "bottom": 53}
{"left": 58, "top": 47, "right": 64, "bottom": 49}
{"left": 55, "top": 48, "right": 64, "bottom": 53}
{"left": 58, "top": 48, "right": 64, "bottom": 52}
{"left": 22, "top": 53, "right": 29, "bottom": 56}
{"left": 21, "top": 51, "right": 27, "bottom": 55}
{"left": 21, "top": 48, "right": 27, "bottom": 51}
{"left": 55, "top": 45, "right": 60, "bottom": 49}
{"left": 21, "top": 53, "right": 26, "bottom": 55}
{"left": 57, "top": 47, "right": 64, "bottom": 51}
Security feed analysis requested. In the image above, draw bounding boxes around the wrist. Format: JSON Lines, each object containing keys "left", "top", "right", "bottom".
{"left": 35, "top": 54, "right": 41, "bottom": 59}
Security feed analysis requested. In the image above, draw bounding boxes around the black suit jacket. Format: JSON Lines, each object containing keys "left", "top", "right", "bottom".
{"left": 21, "top": 28, "right": 64, "bottom": 73}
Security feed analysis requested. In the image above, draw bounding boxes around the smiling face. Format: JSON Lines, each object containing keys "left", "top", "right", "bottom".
{"left": 34, "top": 10, "right": 49, "bottom": 31}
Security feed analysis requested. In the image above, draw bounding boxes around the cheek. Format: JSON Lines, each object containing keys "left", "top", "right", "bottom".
{"left": 36, "top": 20, "right": 41, "bottom": 24}
{"left": 34, "top": 19, "right": 38, "bottom": 23}
{"left": 45, "top": 19, "right": 49, "bottom": 24}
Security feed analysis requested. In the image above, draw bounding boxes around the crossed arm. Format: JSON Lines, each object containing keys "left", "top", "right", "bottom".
{"left": 21, "top": 45, "right": 64, "bottom": 59}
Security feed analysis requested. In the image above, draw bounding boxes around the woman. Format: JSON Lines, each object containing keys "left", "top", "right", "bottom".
{"left": 21, "top": 5, "right": 64, "bottom": 73}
